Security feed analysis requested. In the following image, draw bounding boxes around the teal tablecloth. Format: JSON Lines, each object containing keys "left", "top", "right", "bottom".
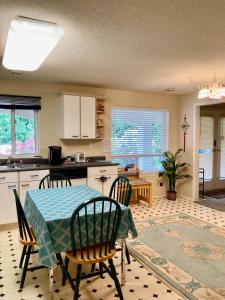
{"left": 24, "top": 185, "right": 138, "bottom": 267}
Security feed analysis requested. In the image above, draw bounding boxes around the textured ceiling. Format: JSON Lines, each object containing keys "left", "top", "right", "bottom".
{"left": 1, "top": 0, "right": 225, "bottom": 94}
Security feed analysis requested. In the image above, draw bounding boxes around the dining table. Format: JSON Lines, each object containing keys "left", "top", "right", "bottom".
{"left": 23, "top": 185, "right": 138, "bottom": 298}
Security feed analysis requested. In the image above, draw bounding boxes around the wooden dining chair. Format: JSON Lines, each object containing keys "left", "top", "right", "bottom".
{"left": 13, "top": 189, "right": 47, "bottom": 289}
{"left": 109, "top": 175, "right": 132, "bottom": 264}
{"left": 61, "top": 196, "right": 124, "bottom": 300}
{"left": 39, "top": 173, "right": 72, "bottom": 189}
{"left": 109, "top": 175, "right": 132, "bottom": 206}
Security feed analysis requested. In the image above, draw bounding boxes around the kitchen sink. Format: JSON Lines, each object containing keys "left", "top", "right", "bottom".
{"left": 16, "top": 164, "right": 45, "bottom": 169}
{"left": 0, "top": 164, "right": 45, "bottom": 170}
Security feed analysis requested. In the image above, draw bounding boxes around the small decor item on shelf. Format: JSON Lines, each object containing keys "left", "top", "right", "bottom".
{"left": 158, "top": 148, "right": 192, "bottom": 200}
{"left": 97, "top": 103, "right": 105, "bottom": 112}
{"left": 97, "top": 118, "right": 104, "bottom": 126}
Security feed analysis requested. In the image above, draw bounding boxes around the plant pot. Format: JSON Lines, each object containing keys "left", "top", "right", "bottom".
{"left": 167, "top": 191, "right": 177, "bottom": 200}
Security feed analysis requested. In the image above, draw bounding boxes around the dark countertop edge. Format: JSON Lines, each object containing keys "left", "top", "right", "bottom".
{"left": 0, "top": 162, "right": 119, "bottom": 173}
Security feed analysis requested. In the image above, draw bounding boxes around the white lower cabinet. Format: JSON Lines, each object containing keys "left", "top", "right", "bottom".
{"left": 70, "top": 178, "right": 87, "bottom": 186}
{"left": 87, "top": 166, "right": 118, "bottom": 196}
{"left": 19, "top": 170, "right": 49, "bottom": 205}
{"left": 0, "top": 172, "right": 18, "bottom": 225}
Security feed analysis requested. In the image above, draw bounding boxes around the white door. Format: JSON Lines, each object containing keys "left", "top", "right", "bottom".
{"left": 81, "top": 96, "right": 96, "bottom": 139}
{"left": 0, "top": 182, "right": 18, "bottom": 224}
{"left": 62, "top": 95, "right": 80, "bottom": 139}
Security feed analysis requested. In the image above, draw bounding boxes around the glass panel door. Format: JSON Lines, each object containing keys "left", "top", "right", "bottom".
{"left": 220, "top": 117, "right": 225, "bottom": 179}
{"left": 199, "top": 116, "right": 214, "bottom": 181}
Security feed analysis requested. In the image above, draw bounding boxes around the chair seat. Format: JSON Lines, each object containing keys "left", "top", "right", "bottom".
{"left": 66, "top": 244, "right": 116, "bottom": 265}
{"left": 19, "top": 226, "right": 37, "bottom": 246}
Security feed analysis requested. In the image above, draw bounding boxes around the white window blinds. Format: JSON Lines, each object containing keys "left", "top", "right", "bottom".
{"left": 111, "top": 107, "right": 169, "bottom": 172}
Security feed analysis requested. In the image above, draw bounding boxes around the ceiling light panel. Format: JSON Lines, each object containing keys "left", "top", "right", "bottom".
{"left": 2, "top": 17, "right": 64, "bottom": 71}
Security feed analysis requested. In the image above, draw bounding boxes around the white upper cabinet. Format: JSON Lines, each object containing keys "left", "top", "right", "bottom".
{"left": 81, "top": 96, "right": 96, "bottom": 139}
{"left": 60, "top": 95, "right": 80, "bottom": 139}
{"left": 60, "top": 95, "right": 96, "bottom": 139}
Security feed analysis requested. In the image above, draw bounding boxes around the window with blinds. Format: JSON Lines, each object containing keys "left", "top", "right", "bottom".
{"left": 111, "top": 107, "right": 169, "bottom": 172}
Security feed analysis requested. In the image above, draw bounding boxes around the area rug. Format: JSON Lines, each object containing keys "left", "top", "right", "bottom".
{"left": 195, "top": 197, "right": 225, "bottom": 212}
{"left": 128, "top": 213, "right": 225, "bottom": 300}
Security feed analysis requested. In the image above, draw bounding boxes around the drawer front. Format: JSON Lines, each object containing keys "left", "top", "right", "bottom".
{"left": 0, "top": 172, "right": 18, "bottom": 183}
{"left": 88, "top": 166, "right": 118, "bottom": 177}
{"left": 19, "top": 170, "right": 49, "bottom": 182}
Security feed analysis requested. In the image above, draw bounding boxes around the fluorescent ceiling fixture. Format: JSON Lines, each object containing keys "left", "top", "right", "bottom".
{"left": 2, "top": 16, "right": 64, "bottom": 71}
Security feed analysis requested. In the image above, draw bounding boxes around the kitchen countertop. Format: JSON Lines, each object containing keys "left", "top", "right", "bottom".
{"left": 0, "top": 161, "right": 119, "bottom": 173}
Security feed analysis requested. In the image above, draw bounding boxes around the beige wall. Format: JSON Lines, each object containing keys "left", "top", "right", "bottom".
{"left": 0, "top": 79, "right": 178, "bottom": 195}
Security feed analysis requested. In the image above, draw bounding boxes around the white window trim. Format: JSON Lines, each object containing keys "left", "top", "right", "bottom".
{"left": 0, "top": 109, "right": 40, "bottom": 158}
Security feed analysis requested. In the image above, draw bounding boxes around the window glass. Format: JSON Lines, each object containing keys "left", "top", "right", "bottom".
{"left": 0, "top": 109, "right": 11, "bottom": 155}
{"left": 15, "top": 110, "right": 36, "bottom": 154}
{"left": 111, "top": 107, "right": 168, "bottom": 172}
{"left": 0, "top": 109, "right": 37, "bottom": 156}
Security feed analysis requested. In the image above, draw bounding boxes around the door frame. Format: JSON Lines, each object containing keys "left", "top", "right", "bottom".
{"left": 193, "top": 99, "right": 225, "bottom": 200}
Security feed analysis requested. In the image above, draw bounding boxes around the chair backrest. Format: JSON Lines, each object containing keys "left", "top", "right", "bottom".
{"left": 70, "top": 196, "right": 122, "bottom": 258}
{"left": 13, "top": 189, "right": 34, "bottom": 242}
{"left": 109, "top": 175, "right": 131, "bottom": 206}
{"left": 39, "top": 173, "right": 72, "bottom": 189}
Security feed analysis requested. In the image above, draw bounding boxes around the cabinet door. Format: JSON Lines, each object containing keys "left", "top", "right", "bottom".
{"left": 87, "top": 176, "right": 103, "bottom": 193}
{"left": 19, "top": 181, "right": 40, "bottom": 206}
{"left": 0, "top": 182, "right": 18, "bottom": 224}
{"left": 81, "top": 96, "right": 96, "bottom": 139}
{"left": 62, "top": 95, "right": 80, "bottom": 139}
{"left": 103, "top": 175, "right": 118, "bottom": 196}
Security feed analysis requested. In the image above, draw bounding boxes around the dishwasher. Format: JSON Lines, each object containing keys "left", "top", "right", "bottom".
{"left": 50, "top": 167, "right": 87, "bottom": 186}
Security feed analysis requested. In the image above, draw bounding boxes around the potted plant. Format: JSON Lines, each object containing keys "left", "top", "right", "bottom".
{"left": 158, "top": 148, "right": 192, "bottom": 200}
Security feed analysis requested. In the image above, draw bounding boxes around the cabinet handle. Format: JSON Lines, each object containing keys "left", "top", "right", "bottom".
{"left": 82, "top": 135, "right": 89, "bottom": 137}
{"left": 8, "top": 185, "right": 16, "bottom": 189}
{"left": 30, "top": 175, "right": 39, "bottom": 178}
{"left": 72, "top": 135, "right": 79, "bottom": 137}
{"left": 0, "top": 176, "right": 6, "bottom": 180}
{"left": 95, "top": 177, "right": 101, "bottom": 181}
{"left": 100, "top": 170, "right": 107, "bottom": 173}
{"left": 21, "top": 184, "right": 30, "bottom": 187}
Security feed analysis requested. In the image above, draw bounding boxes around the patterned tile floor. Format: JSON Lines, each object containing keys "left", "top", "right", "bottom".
{"left": 1, "top": 195, "right": 225, "bottom": 300}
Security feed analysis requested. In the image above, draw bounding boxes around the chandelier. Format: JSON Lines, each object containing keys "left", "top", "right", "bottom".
{"left": 198, "top": 78, "right": 225, "bottom": 99}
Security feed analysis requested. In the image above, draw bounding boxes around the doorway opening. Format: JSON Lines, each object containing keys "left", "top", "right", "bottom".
{"left": 196, "top": 103, "right": 225, "bottom": 211}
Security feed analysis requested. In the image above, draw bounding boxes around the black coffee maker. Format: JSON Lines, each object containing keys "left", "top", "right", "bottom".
{"left": 48, "top": 146, "right": 62, "bottom": 165}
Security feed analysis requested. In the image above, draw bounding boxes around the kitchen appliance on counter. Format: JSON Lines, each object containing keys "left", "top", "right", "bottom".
{"left": 48, "top": 146, "right": 62, "bottom": 165}
{"left": 75, "top": 152, "right": 85, "bottom": 163}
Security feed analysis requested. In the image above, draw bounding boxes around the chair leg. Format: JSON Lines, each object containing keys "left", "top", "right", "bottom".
{"left": 99, "top": 262, "right": 104, "bottom": 278}
{"left": 19, "top": 245, "right": 27, "bottom": 268}
{"left": 56, "top": 252, "right": 65, "bottom": 281}
{"left": 125, "top": 246, "right": 130, "bottom": 264}
{"left": 91, "top": 263, "right": 96, "bottom": 273}
{"left": 73, "top": 264, "right": 82, "bottom": 300}
{"left": 62, "top": 256, "right": 69, "bottom": 286}
{"left": 108, "top": 258, "right": 124, "bottom": 300}
{"left": 20, "top": 245, "right": 32, "bottom": 289}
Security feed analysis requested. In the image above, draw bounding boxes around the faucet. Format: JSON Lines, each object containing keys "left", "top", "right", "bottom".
{"left": 6, "top": 156, "right": 14, "bottom": 166}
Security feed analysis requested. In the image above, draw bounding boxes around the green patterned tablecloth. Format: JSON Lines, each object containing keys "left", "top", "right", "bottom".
{"left": 24, "top": 185, "right": 138, "bottom": 267}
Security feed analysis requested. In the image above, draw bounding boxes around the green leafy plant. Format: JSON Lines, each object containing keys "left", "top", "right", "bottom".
{"left": 159, "top": 149, "right": 192, "bottom": 193}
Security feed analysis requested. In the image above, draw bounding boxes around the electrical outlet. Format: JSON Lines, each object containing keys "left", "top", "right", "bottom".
{"left": 160, "top": 182, "right": 163, "bottom": 187}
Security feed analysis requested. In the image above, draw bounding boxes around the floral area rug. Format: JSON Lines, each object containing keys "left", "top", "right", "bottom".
{"left": 128, "top": 213, "right": 225, "bottom": 300}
